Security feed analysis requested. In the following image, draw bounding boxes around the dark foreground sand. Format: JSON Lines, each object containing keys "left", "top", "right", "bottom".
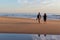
{"left": 0, "top": 17, "right": 60, "bottom": 34}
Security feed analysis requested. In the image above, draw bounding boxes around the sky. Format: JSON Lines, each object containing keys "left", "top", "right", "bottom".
{"left": 0, "top": 0, "right": 60, "bottom": 13}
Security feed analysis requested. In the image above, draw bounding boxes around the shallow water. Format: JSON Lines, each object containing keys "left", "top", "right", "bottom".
{"left": 32, "top": 34, "right": 60, "bottom": 40}
{"left": 0, "top": 33, "right": 32, "bottom": 40}
{"left": 0, "top": 34, "right": 60, "bottom": 40}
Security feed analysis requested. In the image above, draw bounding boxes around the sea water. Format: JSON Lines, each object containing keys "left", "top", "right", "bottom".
{"left": 0, "top": 13, "right": 60, "bottom": 40}
{"left": 0, "top": 13, "right": 60, "bottom": 20}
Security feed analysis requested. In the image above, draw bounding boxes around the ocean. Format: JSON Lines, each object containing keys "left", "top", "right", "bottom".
{"left": 0, "top": 13, "right": 60, "bottom": 20}
{"left": 0, "top": 13, "right": 60, "bottom": 40}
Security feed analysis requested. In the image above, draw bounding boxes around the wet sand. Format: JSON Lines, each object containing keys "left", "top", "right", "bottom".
{"left": 0, "top": 17, "right": 60, "bottom": 34}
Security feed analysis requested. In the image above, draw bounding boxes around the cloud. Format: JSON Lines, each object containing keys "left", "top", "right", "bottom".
{"left": 17, "top": 0, "right": 54, "bottom": 5}
{"left": 17, "top": 0, "right": 31, "bottom": 4}
{"left": 17, "top": 0, "right": 60, "bottom": 11}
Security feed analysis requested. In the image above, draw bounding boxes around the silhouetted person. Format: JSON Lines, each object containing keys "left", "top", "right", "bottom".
{"left": 43, "top": 13, "right": 47, "bottom": 22}
{"left": 36, "top": 12, "right": 41, "bottom": 23}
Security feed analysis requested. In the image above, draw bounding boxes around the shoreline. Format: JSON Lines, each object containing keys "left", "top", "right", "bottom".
{"left": 1, "top": 16, "right": 60, "bottom": 20}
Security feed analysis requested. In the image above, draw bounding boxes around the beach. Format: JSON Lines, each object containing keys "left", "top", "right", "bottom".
{"left": 0, "top": 17, "right": 60, "bottom": 34}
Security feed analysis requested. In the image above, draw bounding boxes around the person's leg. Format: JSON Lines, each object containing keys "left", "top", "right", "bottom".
{"left": 39, "top": 19, "right": 40, "bottom": 23}
{"left": 44, "top": 18, "right": 47, "bottom": 23}
{"left": 43, "top": 18, "right": 45, "bottom": 23}
{"left": 38, "top": 19, "right": 40, "bottom": 23}
{"left": 44, "top": 20, "right": 46, "bottom": 22}
{"left": 44, "top": 17, "right": 47, "bottom": 22}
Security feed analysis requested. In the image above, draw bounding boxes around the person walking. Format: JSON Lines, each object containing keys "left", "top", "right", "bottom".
{"left": 43, "top": 13, "right": 47, "bottom": 23}
{"left": 36, "top": 12, "right": 41, "bottom": 23}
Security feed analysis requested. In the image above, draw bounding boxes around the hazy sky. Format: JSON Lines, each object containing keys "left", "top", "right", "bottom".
{"left": 0, "top": 0, "right": 60, "bottom": 13}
